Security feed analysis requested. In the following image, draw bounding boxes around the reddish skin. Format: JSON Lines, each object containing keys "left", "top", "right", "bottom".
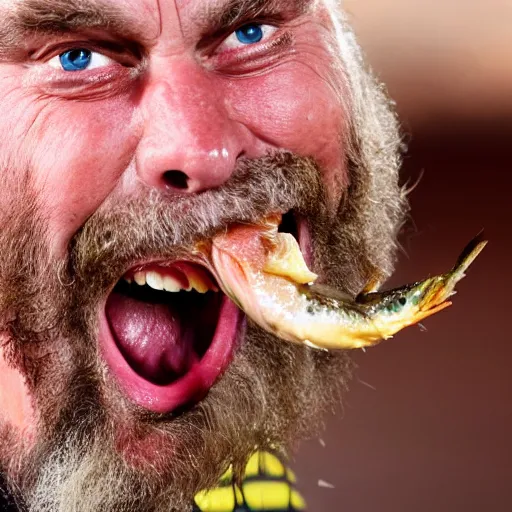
{"left": 0, "top": 0, "right": 348, "bottom": 448}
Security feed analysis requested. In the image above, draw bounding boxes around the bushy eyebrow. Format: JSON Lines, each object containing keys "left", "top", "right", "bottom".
{"left": 0, "top": 0, "right": 316, "bottom": 59}
{"left": 198, "top": 0, "right": 315, "bottom": 36}
{"left": 0, "top": 0, "right": 151, "bottom": 59}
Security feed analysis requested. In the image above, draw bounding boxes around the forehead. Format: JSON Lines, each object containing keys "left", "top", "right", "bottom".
{"left": 0, "top": 0, "right": 160, "bottom": 39}
{"left": 1, "top": 0, "right": 320, "bottom": 30}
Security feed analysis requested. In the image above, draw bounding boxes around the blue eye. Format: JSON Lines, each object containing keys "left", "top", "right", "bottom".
{"left": 235, "top": 24, "right": 264, "bottom": 45}
{"left": 59, "top": 49, "right": 92, "bottom": 71}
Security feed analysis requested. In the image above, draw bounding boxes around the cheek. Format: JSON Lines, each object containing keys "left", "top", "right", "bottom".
{"left": 0, "top": 85, "right": 139, "bottom": 254}
{"left": 225, "top": 61, "right": 349, "bottom": 200}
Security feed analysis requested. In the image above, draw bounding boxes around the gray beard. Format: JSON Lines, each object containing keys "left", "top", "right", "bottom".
{"left": 0, "top": 152, "right": 406, "bottom": 511}
{"left": 21, "top": 326, "right": 352, "bottom": 512}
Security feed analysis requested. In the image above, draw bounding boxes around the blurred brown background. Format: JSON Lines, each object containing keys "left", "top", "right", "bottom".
{"left": 295, "top": 1, "right": 512, "bottom": 511}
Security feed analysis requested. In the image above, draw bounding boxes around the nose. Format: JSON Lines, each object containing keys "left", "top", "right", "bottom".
{"left": 136, "top": 61, "right": 252, "bottom": 194}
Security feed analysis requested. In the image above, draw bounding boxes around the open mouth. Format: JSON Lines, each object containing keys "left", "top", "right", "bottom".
{"left": 99, "top": 211, "right": 305, "bottom": 414}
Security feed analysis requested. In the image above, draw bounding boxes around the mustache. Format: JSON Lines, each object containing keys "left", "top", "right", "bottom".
{"left": 69, "top": 152, "right": 328, "bottom": 295}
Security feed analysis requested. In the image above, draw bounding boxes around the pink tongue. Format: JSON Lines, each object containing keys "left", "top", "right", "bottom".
{"left": 106, "top": 292, "right": 197, "bottom": 384}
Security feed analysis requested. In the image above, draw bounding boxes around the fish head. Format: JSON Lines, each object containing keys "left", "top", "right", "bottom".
{"left": 210, "top": 222, "right": 275, "bottom": 310}
{"left": 212, "top": 223, "right": 272, "bottom": 274}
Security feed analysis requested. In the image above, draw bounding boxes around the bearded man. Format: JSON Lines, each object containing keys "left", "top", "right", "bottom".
{"left": 0, "top": 0, "right": 407, "bottom": 510}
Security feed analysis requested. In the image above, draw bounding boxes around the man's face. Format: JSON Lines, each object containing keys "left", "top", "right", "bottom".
{"left": 0, "top": 0, "right": 401, "bottom": 509}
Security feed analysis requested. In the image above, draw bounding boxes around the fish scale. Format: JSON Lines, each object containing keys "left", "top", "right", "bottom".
{"left": 210, "top": 216, "right": 487, "bottom": 350}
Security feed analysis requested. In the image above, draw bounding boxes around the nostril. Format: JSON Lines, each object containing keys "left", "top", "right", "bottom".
{"left": 163, "top": 170, "right": 189, "bottom": 190}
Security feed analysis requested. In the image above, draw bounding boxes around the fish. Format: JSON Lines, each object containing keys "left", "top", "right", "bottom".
{"left": 210, "top": 215, "right": 487, "bottom": 350}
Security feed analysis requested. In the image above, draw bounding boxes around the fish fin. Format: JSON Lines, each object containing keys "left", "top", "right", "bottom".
{"left": 304, "top": 339, "right": 329, "bottom": 351}
{"left": 416, "top": 300, "right": 452, "bottom": 319}
{"left": 306, "top": 282, "right": 355, "bottom": 303}
{"left": 304, "top": 283, "right": 370, "bottom": 317}
{"left": 360, "top": 275, "right": 382, "bottom": 295}
{"left": 355, "top": 289, "right": 386, "bottom": 306}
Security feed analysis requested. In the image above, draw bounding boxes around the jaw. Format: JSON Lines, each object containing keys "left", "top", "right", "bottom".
{"left": 0, "top": 343, "right": 36, "bottom": 434}
{"left": 0, "top": 341, "right": 39, "bottom": 473}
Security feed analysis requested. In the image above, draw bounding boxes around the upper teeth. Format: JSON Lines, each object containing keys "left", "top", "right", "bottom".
{"left": 126, "top": 266, "right": 217, "bottom": 294}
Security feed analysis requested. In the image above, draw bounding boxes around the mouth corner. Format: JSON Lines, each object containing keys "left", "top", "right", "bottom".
{"left": 279, "top": 210, "right": 313, "bottom": 269}
{"left": 278, "top": 210, "right": 299, "bottom": 239}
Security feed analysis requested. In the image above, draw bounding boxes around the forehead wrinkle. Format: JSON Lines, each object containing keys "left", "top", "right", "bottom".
{"left": 156, "top": 0, "right": 185, "bottom": 44}
{"left": 155, "top": 0, "right": 163, "bottom": 37}
{"left": 0, "top": 0, "right": 157, "bottom": 55}
{"left": 174, "top": 0, "right": 185, "bottom": 40}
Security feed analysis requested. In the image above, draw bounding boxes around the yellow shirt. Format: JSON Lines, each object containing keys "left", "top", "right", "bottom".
{"left": 194, "top": 451, "right": 306, "bottom": 512}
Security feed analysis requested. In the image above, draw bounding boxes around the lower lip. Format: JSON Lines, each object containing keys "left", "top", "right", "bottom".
{"left": 98, "top": 295, "right": 245, "bottom": 414}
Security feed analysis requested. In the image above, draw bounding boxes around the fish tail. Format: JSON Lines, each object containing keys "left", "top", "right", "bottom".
{"left": 419, "top": 233, "right": 487, "bottom": 310}
{"left": 449, "top": 231, "right": 487, "bottom": 281}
